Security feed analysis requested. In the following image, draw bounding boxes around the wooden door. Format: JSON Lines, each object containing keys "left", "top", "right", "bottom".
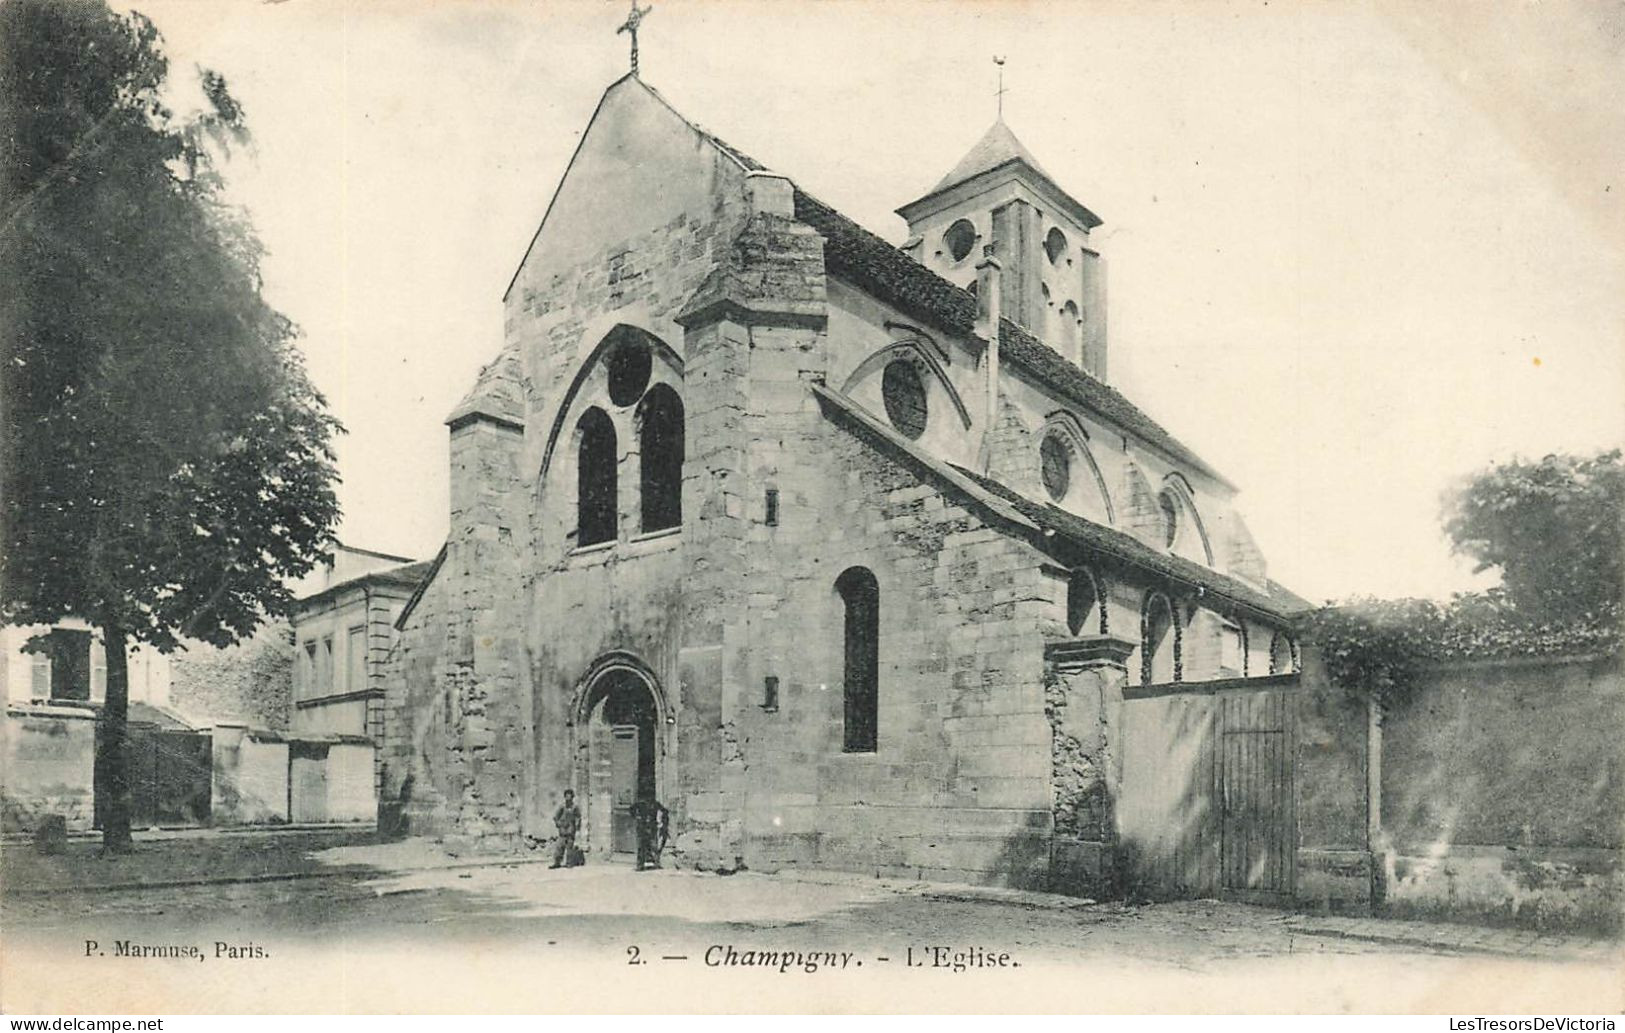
{"left": 1217, "top": 690, "right": 1295, "bottom": 900}
{"left": 289, "top": 741, "right": 329, "bottom": 823}
{"left": 608, "top": 725, "right": 640, "bottom": 854}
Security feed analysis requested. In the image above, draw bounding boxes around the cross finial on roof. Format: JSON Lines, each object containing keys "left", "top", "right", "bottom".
{"left": 993, "top": 55, "right": 1007, "bottom": 120}
{"left": 617, "top": 0, "right": 652, "bottom": 78}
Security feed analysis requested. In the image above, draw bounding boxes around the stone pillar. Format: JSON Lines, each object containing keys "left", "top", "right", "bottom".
{"left": 435, "top": 358, "right": 528, "bottom": 851}
{"left": 673, "top": 172, "right": 828, "bottom": 869}
{"left": 1044, "top": 633, "right": 1136, "bottom": 896}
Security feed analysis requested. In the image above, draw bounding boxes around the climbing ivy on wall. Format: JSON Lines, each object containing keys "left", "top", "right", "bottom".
{"left": 1303, "top": 596, "right": 1621, "bottom": 710}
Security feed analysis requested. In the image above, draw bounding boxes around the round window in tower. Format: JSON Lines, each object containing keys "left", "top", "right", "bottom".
{"left": 1045, "top": 227, "right": 1068, "bottom": 265}
{"left": 944, "top": 219, "right": 977, "bottom": 263}
{"left": 606, "top": 333, "right": 653, "bottom": 407}
{"left": 881, "top": 359, "right": 928, "bottom": 440}
{"left": 1040, "top": 434, "right": 1072, "bottom": 502}
{"left": 1158, "top": 489, "right": 1180, "bottom": 548}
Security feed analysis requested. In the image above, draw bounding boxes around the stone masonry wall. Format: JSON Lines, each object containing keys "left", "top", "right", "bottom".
{"left": 383, "top": 418, "right": 527, "bottom": 850}
{"left": 726, "top": 412, "right": 1056, "bottom": 886}
{"left": 169, "top": 620, "right": 293, "bottom": 732}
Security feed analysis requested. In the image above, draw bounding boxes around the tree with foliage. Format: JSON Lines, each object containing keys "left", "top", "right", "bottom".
{"left": 1442, "top": 449, "right": 1622, "bottom": 623}
{"left": 0, "top": 0, "right": 341, "bottom": 851}
{"left": 1307, "top": 449, "right": 1623, "bottom": 708}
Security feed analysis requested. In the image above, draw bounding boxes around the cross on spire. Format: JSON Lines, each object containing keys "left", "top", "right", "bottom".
{"left": 617, "top": 0, "right": 652, "bottom": 78}
{"left": 993, "top": 55, "right": 1007, "bottom": 120}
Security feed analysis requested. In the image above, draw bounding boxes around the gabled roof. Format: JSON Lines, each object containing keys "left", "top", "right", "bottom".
{"left": 792, "top": 188, "right": 1230, "bottom": 487}
{"left": 811, "top": 383, "right": 1307, "bottom": 621}
{"left": 394, "top": 542, "right": 447, "bottom": 631}
{"left": 503, "top": 74, "right": 766, "bottom": 303}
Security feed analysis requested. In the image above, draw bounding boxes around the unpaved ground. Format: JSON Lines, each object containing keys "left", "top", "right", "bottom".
{"left": 4, "top": 843, "right": 1620, "bottom": 1013}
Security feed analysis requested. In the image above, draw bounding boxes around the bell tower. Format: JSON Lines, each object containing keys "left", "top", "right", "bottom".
{"left": 898, "top": 120, "right": 1108, "bottom": 381}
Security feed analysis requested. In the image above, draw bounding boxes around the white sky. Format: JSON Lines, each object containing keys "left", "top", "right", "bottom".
{"left": 126, "top": 0, "right": 1624, "bottom": 606}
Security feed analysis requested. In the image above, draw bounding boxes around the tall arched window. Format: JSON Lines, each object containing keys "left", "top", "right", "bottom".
{"left": 638, "top": 385, "right": 684, "bottom": 533}
{"left": 576, "top": 407, "right": 617, "bottom": 546}
{"left": 836, "top": 567, "right": 879, "bottom": 753}
{"left": 1141, "top": 592, "right": 1179, "bottom": 685}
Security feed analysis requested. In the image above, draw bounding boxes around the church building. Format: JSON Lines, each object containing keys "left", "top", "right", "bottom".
{"left": 382, "top": 65, "right": 1309, "bottom": 893}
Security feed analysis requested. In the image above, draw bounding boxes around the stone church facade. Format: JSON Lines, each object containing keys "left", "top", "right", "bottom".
{"left": 382, "top": 73, "right": 1308, "bottom": 891}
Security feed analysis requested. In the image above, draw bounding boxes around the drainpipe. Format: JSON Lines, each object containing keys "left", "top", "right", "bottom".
{"left": 975, "top": 242, "right": 1002, "bottom": 475}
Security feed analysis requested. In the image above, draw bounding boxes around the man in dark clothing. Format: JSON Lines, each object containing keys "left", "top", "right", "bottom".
{"left": 550, "top": 789, "right": 581, "bottom": 868}
{"left": 629, "top": 794, "right": 668, "bottom": 871}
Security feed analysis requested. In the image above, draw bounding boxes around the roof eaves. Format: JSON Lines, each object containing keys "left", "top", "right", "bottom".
{"left": 297, "top": 561, "right": 433, "bottom": 614}
{"left": 809, "top": 383, "right": 1301, "bottom": 621}
{"left": 810, "top": 384, "right": 1040, "bottom": 536}
{"left": 953, "top": 463, "right": 1305, "bottom": 618}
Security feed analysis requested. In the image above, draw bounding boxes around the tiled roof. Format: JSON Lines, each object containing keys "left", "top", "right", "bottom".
{"left": 811, "top": 382, "right": 1305, "bottom": 620}
{"left": 996, "top": 321, "right": 1232, "bottom": 487}
{"left": 794, "top": 189, "right": 979, "bottom": 334}
{"left": 791, "top": 188, "right": 1229, "bottom": 486}
{"left": 951, "top": 464, "right": 1309, "bottom": 617}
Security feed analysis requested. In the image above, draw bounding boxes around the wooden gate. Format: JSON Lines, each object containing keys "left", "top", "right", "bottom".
{"left": 95, "top": 724, "right": 213, "bottom": 829}
{"left": 1216, "top": 690, "right": 1295, "bottom": 901}
{"left": 1117, "top": 677, "right": 1299, "bottom": 901}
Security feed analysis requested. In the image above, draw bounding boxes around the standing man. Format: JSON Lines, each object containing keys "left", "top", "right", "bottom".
{"left": 629, "top": 793, "right": 669, "bottom": 871}
{"left": 550, "top": 789, "right": 581, "bottom": 869}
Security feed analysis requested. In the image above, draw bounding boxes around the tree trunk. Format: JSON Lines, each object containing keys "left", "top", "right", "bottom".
{"left": 96, "top": 621, "right": 134, "bottom": 852}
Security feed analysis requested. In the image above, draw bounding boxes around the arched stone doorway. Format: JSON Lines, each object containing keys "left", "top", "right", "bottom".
{"left": 570, "top": 654, "right": 668, "bottom": 860}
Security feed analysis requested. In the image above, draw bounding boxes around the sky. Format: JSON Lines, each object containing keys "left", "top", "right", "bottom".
{"left": 123, "top": 0, "right": 1624, "bottom": 606}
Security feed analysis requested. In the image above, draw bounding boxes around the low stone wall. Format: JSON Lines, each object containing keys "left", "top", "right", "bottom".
{"left": 1383, "top": 844, "right": 1620, "bottom": 933}
{"left": 211, "top": 724, "right": 290, "bottom": 824}
{"left": 1292, "top": 668, "right": 1373, "bottom": 914}
{"left": 1376, "top": 654, "right": 1623, "bottom": 932}
{"left": 1, "top": 705, "right": 98, "bottom": 832}
{"left": 325, "top": 740, "right": 378, "bottom": 823}
{"left": 3, "top": 708, "right": 376, "bottom": 832}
